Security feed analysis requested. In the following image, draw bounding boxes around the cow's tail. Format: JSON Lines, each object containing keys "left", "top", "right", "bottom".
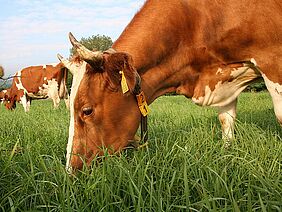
{"left": 59, "top": 67, "right": 68, "bottom": 99}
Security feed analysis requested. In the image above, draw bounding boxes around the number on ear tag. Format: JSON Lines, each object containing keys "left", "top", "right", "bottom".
{"left": 120, "top": 71, "right": 129, "bottom": 94}
{"left": 136, "top": 91, "right": 149, "bottom": 116}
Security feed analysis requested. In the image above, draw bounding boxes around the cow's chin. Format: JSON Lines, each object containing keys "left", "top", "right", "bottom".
{"left": 69, "top": 131, "right": 140, "bottom": 170}
{"left": 125, "top": 134, "right": 142, "bottom": 149}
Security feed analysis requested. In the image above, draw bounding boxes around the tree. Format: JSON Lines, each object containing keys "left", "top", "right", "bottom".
{"left": 0, "top": 65, "right": 4, "bottom": 78}
{"left": 70, "top": 34, "right": 113, "bottom": 57}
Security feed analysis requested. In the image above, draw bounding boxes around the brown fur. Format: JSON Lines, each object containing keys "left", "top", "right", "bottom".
{"left": 69, "top": 0, "right": 282, "bottom": 169}
{"left": 0, "top": 89, "right": 8, "bottom": 101}
{"left": 103, "top": 52, "right": 139, "bottom": 93}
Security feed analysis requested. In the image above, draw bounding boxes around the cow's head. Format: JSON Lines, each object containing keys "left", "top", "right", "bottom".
{"left": 3, "top": 90, "right": 17, "bottom": 110}
{"left": 0, "top": 90, "right": 6, "bottom": 102}
{"left": 4, "top": 98, "right": 16, "bottom": 110}
{"left": 59, "top": 33, "right": 142, "bottom": 171}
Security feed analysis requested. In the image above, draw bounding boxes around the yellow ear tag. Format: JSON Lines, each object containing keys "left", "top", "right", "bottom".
{"left": 119, "top": 70, "right": 129, "bottom": 94}
{"left": 136, "top": 91, "right": 149, "bottom": 116}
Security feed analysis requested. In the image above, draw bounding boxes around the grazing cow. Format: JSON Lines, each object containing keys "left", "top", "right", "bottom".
{"left": 61, "top": 0, "right": 282, "bottom": 171}
{"left": 5, "top": 63, "right": 69, "bottom": 112}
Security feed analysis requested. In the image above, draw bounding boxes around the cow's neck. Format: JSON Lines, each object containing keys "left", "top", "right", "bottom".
{"left": 113, "top": 0, "right": 205, "bottom": 104}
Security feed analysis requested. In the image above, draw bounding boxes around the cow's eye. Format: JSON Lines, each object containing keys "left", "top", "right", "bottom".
{"left": 82, "top": 106, "right": 93, "bottom": 116}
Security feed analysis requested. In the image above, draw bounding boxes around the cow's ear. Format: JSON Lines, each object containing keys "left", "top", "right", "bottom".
{"left": 104, "top": 52, "right": 140, "bottom": 94}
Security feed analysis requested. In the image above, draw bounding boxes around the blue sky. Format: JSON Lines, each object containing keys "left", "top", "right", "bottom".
{"left": 0, "top": 0, "right": 145, "bottom": 76}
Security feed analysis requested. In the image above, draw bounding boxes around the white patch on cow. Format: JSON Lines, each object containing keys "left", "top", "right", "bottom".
{"left": 0, "top": 89, "right": 7, "bottom": 104}
{"left": 64, "top": 60, "right": 87, "bottom": 173}
{"left": 250, "top": 58, "right": 257, "bottom": 66}
{"left": 44, "top": 63, "right": 59, "bottom": 68}
{"left": 28, "top": 79, "right": 56, "bottom": 94}
{"left": 15, "top": 71, "right": 26, "bottom": 91}
{"left": 14, "top": 71, "right": 27, "bottom": 109}
{"left": 15, "top": 69, "right": 62, "bottom": 110}
{"left": 216, "top": 68, "right": 223, "bottom": 75}
{"left": 32, "top": 63, "right": 59, "bottom": 69}
{"left": 192, "top": 63, "right": 260, "bottom": 107}
{"left": 28, "top": 79, "right": 60, "bottom": 107}
{"left": 20, "top": 94, "right": 29, "bottom": 112}
{"left": 218, "top": 100, "right": 237, "bottom": 143}
{"left": 44, "top": 77, "right": 47, "bottom": 81}
{"left": 47, "top": 79, "right": 60, "bottom": 107}
{"left": 262, "top": 74, "right": 282, "bottom": 123}
{"left": 50, "top": 63, "right": 59, "bottom": 67}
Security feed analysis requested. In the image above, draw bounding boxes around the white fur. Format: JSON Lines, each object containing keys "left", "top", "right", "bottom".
{"left": 218, "top": 100, "right": 237, "bottom": 145}
{"left": 192, "top": 63, "right": 260, "bottom": 107}
{"left": 262, "top": 74, "right": 282, "bottom": 123}
{"left": 58, "top": 56, "right": 87, "bottom": 173}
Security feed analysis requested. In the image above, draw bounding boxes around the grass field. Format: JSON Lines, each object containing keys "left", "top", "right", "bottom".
{"left": 0, "top": 92, "right": 281, "bottom": 211}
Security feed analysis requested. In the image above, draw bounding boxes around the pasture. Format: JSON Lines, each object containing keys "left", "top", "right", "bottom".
{"left": 0, "top": 92, "right": 281, "bottom": 211}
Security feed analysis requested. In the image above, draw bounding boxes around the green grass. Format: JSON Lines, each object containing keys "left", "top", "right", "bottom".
{"left": 0, "top": 92, "right": 281, "bottom": 211}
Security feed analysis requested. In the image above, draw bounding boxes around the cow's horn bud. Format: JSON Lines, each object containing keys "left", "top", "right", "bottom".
{"left": 57, "top": 53, "right": 63, "bottom": 61}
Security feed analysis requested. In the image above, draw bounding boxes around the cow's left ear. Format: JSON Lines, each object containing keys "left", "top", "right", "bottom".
{"left": 104, "top": 52, "right": 140, "bottom": 94}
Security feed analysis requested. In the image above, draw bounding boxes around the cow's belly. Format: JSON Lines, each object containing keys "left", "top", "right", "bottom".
{"left": 26, "top": 92, "right": 48, "bottom": 99}
{"left": 192, "top": 64, "right": 261, "bottom": 107}
{"left": 18, "top": 79, "right": 59, "bottom": 99}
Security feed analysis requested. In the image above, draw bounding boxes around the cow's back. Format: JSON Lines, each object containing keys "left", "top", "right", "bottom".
{"left": 19, "top": 64, "right": 62, "bottom": 93}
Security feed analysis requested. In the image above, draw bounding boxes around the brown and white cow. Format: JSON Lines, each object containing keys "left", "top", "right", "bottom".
{"left": 5, "top": 63, "right": 69, "bottom": 112}
{"left": 60, "top": 0, "right": 282, "bottom": 171}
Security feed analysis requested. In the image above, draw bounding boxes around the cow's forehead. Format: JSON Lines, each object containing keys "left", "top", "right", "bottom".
{"left": 66, "top": 60, "right": 88, "bottom": 173}
{"left": 71, "top": 61, "right": 88, "bottom": 91}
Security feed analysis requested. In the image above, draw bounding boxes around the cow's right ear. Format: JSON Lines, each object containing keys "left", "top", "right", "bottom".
{"left": 103, "top": 52, "right": 140, "bottom": 94}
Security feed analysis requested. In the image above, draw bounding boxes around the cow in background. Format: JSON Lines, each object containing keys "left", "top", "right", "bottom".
{"left": 4, "top": 63, "right": 69, "bottom": 112}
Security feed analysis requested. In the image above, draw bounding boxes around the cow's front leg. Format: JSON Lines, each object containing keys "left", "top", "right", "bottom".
{"left": 46, "top": 80, "right": 60, "bottom": 108}
{"left": 52, "top": 95, "right": 60, "bottom": 108}
{"left": 20, "top": 93, "right": 29, "bottom": 112}
{"left": 25, "top": 96, "right": 31, "bottom": 112}
{"left": 217, "top": 99, "right": 237, "bottom": 147}
{"left": 262, "top": 73, "right": 282, "bottom": 126}
{"left": 49, "top": 90, "right": 60, "bottom": 109}
{"left": 64, "top": 95, "right": 70, "bottom": 110}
